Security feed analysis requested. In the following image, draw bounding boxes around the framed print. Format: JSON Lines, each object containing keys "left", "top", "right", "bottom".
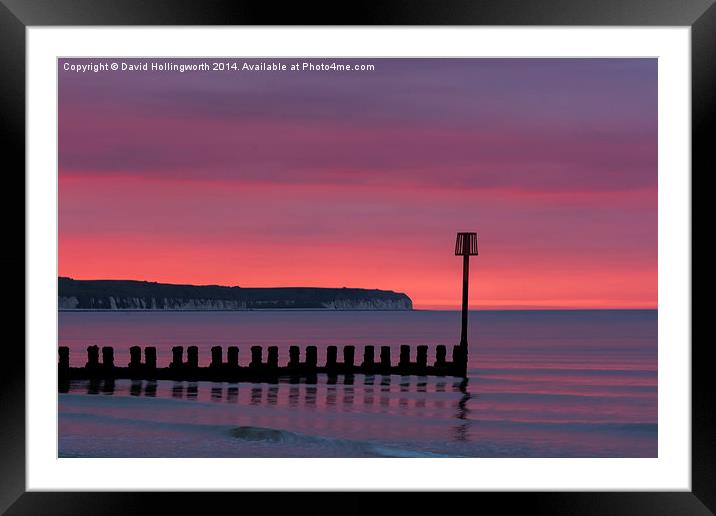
{"left": 3, "top": 0, "right": 713, "bottom": 513}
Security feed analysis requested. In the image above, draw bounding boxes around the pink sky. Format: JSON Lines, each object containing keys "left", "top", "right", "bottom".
{"left": 58, "top": 58, "right": 657, "bottom": 309}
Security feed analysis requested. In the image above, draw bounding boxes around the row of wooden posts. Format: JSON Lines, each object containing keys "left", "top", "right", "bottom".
{"left": 58, "top": 344, "right": 469, "bottom": 381}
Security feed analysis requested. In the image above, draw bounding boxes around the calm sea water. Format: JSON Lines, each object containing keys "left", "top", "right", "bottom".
{"left": 58, "top": 310, "right": 657, "bottom": 457}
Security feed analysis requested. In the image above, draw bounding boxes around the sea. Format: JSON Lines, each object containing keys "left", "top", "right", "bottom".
{"left": 58, "top": 309, "right": 657, "bottom": 458}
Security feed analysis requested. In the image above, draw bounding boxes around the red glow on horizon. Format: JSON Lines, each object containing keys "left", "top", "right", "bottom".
{"left": 58, "top": 58, "right": 657, "bottom": 309}
{"left": 59, "top": 172, "right": 656, "bottom": 311}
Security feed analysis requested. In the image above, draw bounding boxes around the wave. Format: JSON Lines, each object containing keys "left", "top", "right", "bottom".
{"left": 228, "top": 425, "right": 454, "bottom": 457}
{"left": 59, "top": 407, "right": 457, "bottom": 457}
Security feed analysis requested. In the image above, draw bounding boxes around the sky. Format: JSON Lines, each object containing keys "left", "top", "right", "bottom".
{"left": 58, "top": 58, "right": 657, "bottom": 310}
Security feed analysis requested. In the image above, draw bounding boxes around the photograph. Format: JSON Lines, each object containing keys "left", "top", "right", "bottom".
{"left": 56, "top": 56, "right": 658, "bottom": 459}
{"left": 2, "top": 0, "right": 710, "bottom": 509}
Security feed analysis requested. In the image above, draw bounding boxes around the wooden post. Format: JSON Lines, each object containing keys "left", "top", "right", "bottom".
{"left": 362, "top": 346, "right": 375, "bottom": 372}
{"left": 86, "top": 345, "right": 99, "bottom": 370}
{"left": 129, "top": 346, "right": 141, "bottom": 368}
{"left": 452, "top": 345, "right": 466, "bottom": 375}
{"left": 210, "top": 346, "right": 222, "bottom": 368}
{"left": 170, "top": 346, "right": 183, "bottom": 369}
{"left": 326, "top": 346, "right": 337, "bottom": 371}
{"left": 58, "top": 347, "right": 70, "bottom": 372}
{"left": 250, "top": 346, "right": 263, "bottom": 369}
{"left": 267, "top": 346, "right": 279, "bottom": 369}
{"left": 343, "top": 345, "right": 355, "bottom": 372}
{"left": 380, "top": 346, "right": 391, "bottom": 372}
{"left": 102, "top": 347, "right": 114, "bottom": 374}
{"left": 416, "top": 345, "right": 428, "bottom": 371}
{"left": 145, "top": 347, "right": 157, "bottom": 373}
{"left": 435, "top": 345, "right": 447, "bottom": 367}
{"left": 305, "top": 346, "right": 318, "bottom": 371}
{"left": 399, "top": 345, "right": 411, "bottom": 371}
{"left": 187, "top": 346, "right": 199, "bottom": 369}
{"left": 288, "top": 346, "right": 300, "bottom": 368}
{"left": 227, "top": 346, "right": 239, "bottom": 369}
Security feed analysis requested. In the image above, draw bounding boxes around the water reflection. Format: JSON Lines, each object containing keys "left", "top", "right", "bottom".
{"left": 87, "top": 379, "right": 101, "bottom": 395}
{"left": 186, "top": 383, "right": 198, "bottom": 400}
{"left": 454, "top": 378, "right": 472, "bottom": 442}
{"left": 227, "top": 386, "right": 238, "bottom": 403}
{"left": 305, "top": 385, "right": 317, "bottom": 406}
{"left": 380, "top": 376, "right": 391, "bottom": 391}
{"left": 102, "top": 378, "right": 115, "bottom": 395}
{"left": 211, "top": 386, "right": 223, "bottom": 402}
{"left": 250, "top": 386, "right": 262, "bottom": 405}
{"left": 145, "top": 381, "right": 157, "bottom": 397}
{"left": 130, "top": 380, "right": 142, "bottom": 397}
{"left": 58, "top": 379, "right": 70, "bottom": 394}
{"left": 267, "top": 385, "right": 279, "bottom": 406}
{"left": 343, "top": 385, "right": 354, "bottom": 407}
{"left": 171, "top": 382, "right": 184, "bottom": 399}
{"left": 326, "top": 384, "right": 337, "bottom": 406}
{"left": 288, "top": 385, "right": 300, "bottom": 408}
{"left": 62, "top": 375, "right": 473, "bottom": 441}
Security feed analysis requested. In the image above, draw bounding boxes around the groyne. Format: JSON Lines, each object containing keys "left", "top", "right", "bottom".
{"left": 58, "top": 344, "right": 469, "bottom": 383}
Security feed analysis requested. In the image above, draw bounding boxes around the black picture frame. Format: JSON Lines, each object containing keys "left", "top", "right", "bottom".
{"left": 2, "top": 1, "right": 712, "bottom": 514}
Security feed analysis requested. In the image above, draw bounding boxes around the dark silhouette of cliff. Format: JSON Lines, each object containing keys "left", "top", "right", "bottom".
{"left": 58, "top": 277, "right": 413, "bottom": 311}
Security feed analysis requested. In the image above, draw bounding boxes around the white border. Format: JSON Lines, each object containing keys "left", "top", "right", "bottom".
{"left": 27, "top": 27, "right": 690, "bottom": 491}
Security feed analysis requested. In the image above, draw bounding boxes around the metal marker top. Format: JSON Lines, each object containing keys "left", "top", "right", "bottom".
{"left": 455, "top": 232, "right": 478, "bottom": 256}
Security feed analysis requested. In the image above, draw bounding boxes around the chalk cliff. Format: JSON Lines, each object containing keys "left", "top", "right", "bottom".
{"left": 58, "top": 277, "right": 413, "bottom": 311}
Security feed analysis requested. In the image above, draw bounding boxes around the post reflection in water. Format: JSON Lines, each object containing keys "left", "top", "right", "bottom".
{"left": 363, "top": 375, "right": 375, "bottom": 406}
{"left": 130, "top": 380, "right": 142, "bottom": 397}
{"left": 288, "top": 385, "right": 300, "bottom": 408}
{"left": 380, "top": 375, "right": 391, "bottom": 391}
{"left": 415, "top": 377, "right": 428, "bottom": 410}
{"left": 87, "top": 378, "right": 101, "bottom": 395}
{"left": 61, "top": 375, "right": 473, "bottom": 443}
{"left": 250, "top": 386, "right": 262, "bottom": 406}
{"left": 267, "top": 385, "right": 278, "bottom": 406}
{"left": 101, "top": 378, "right": 115, "bottom": 395}
{"left": 171, "top": 382, "right": 183, "bottom": 399}
{"left": 145, "top": 380, "right": 157, "bottom": 397}
{"left": 305, "top": 385, "right": 317, "bottom": 406}
{"left": 186, "top": 382, "right": 198, "bottom": 400}
{"left": 326, "top": 382, "right": 337, "bottom": 407}
{"left": 227, "top": 385, "right": 238, "bottom": 403}
{"left": 343, "top": 384, "right": 354, "bottom": 408}
{"left": 453, "top": 378, "right": 472, "bottom": 442}
{"left": 211, "top": 386, "right": 223, "bottom": 402}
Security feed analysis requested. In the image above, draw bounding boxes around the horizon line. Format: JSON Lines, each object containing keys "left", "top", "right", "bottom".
{"left": 414, "top": 306, "right": 657, "bottom": 311}
{"left": 58, "top": 275, "right": 655, "bottom": 312}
